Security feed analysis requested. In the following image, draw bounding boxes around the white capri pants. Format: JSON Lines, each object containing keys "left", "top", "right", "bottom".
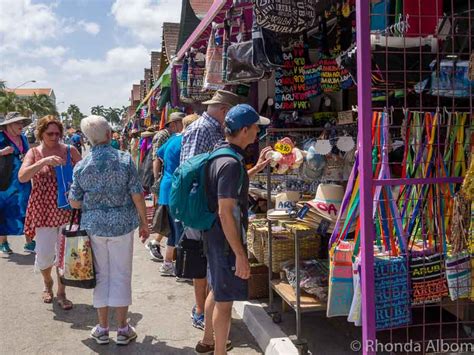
{"left": 90, "top": 231, "right": 134, "bottom": 308}
{"left": 35, "top": 226, "right": 65, "bottom": 271}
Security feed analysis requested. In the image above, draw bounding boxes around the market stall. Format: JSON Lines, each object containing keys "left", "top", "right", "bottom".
{"left": 159, "top": 0, "right": 473, "bottom": 353}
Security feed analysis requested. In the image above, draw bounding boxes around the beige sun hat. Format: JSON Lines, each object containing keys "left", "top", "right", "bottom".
{"left": 202, "top": 90, "right": 241, "bottom": 107}
{"left": 165, "top": 112, "right": 185, "bottom": 126}
{"left": 140, "top": 130, "right": 155, "bottom": 138}
{"left": 0, "top": 112, "right": 32, "bottom": 127}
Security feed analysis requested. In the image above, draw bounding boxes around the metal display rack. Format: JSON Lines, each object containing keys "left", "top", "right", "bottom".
{"left": 263, "top": 128, "right": 329, "bottom": 352}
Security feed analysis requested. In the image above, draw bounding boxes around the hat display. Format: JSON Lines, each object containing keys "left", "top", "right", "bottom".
{"left": 202, "top": 90, "right": 241, "bottom": 107}
{"left": 225, "top": 104, "right": 270, "bottom": 131}
{"left": 0, "top": 112, "right": 32, "bottom": 127}
{"left": 296, "top": 184, "right": 348, "bottom": 234}
{"left": 267, "top": 209, "right": 297, "bottom": 222}
{"left": 165, "top": 112, "right": 185, "bottom": 126}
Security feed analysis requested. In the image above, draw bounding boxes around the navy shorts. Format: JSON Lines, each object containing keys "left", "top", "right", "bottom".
{"left": 206, "top": 245, "right": 248, "bottom": 302}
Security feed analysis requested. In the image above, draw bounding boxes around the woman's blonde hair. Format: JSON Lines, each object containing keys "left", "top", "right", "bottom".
{"left": 183, "top": 114, "right": 199, "bottom": 130}
{"left": 35, "top": 115, "right": 63, "bottom": 141}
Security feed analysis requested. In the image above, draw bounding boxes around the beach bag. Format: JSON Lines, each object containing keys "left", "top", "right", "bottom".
{"left": 55, "top": 145, "right": 73, "bottom": 209}
{"left": 174, "top": 235, "right": 207, "bottom": 279}
{"left": 0, "top": 134, "right": 14, "bottom": 191}
{"left": 58, "top": 209, "right": 96, "bottom": 289}
{"left": 187, "top": 56, "right": 213, "bottom": 102}
{"left": 203, "top": 27, "right": 225, "bottom": 91}
{"left": 169, "top": 147, "right": 244, "bottom": 230}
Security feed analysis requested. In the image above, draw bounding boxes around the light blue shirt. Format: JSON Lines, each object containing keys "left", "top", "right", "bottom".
{"left": 69, "top": 144, "right": 143, "bottom": 237}
{"left": 157, "top": 134, "right": 182, "bottom": 205}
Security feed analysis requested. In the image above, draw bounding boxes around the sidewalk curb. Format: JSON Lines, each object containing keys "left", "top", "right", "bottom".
{"left": 234, "top": 301, "right": 298, "bottom": 355}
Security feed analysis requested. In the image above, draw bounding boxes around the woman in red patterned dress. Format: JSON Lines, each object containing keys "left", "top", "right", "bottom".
{"left": 19, "top": 116, "right": 81, "bottom": 309}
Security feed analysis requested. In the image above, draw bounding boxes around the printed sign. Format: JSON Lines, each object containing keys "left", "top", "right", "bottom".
{"left": 254, "top": 0, "right": 318, "bottom": 34}
{"left": 274, "top": 142, "right": 292, "bottom": 154}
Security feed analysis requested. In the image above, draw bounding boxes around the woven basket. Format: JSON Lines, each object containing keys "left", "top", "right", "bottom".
{"left": 263, "top": 235, "right": 321, "bottom": 272}
{"left": 247, "top": 220, "right": 269, "bottom": 263}
{"left": 248, "top": 264, "right": 269, "bottom": 299}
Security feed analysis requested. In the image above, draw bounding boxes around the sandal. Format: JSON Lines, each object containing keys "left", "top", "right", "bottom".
{"left": 42, "top": 281, "right": 54, "bottom": 304}
{"left": 56, "top": 295, "right": 73, "bottom": 310}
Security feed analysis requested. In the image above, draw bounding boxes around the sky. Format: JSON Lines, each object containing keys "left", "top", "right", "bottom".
{"left": 0, "top": 0, "right": 183, "bottom": 115}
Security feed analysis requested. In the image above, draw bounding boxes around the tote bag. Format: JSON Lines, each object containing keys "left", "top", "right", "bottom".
{"left": 55, "top": 145, "right": 73, "bottom": 209}
{"left": 58, "top": 209, "right": 96, "bottom": 289}
{"left": 445, "top": 252, "right": 471, "bottom": 301}
{"left": 203, "top": 27, "right": 225, "bottom": 91}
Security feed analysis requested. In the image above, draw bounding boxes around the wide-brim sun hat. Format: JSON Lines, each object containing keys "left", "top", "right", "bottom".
{"left": 202, "top": 90, "right": 241, "bottom": 107}
{"left": 0, "top": 112, "right": 32, "bottom": 127}
{"left": 165, "top": 112, "right": 186, "bottom": 126}
{"left": 141, "top": 130, "right": 155, "bottom": 138}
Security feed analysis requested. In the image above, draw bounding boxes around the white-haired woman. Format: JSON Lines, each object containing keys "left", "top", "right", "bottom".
{"left": 69, "top": 115, "right": 150, "bottom": 345}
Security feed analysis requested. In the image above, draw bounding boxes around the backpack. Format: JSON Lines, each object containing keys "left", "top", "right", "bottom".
{"left": 169, "top": 147, "right": 244, "bottom": 231}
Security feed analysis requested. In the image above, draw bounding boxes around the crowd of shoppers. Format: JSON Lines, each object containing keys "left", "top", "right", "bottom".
{"left": 0, "top": 91, "right": 272, "bottom": 353}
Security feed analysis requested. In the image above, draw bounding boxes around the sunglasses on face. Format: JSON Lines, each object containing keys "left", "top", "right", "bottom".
{"left": 45, "top": 132, "right": 61, "bottom": 137}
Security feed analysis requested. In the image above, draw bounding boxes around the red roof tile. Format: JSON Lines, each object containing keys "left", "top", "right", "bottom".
{"left": 189, "top": 0, "right": 213, "bottom": 18}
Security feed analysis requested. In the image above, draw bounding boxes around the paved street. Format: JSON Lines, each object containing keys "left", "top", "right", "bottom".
{"left": 0, "top": 234, "right": 262, "bottom": 354}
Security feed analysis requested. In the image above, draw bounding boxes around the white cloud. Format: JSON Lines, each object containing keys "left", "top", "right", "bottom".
{"left": 1, "top": 65, "right": 48, "bottom": 86}
{"left": 111, "top": 0, "right": 182, "bottom": 44}
{"left": 0, "top": 0, "right": 60, "bottom": 45}
{"left": 78, "top": 20, "right": 100, "bottom": 35}
{"left": 25, "top": 46, "right": 68, "bottom": 59}
{"left": 61, "top": 45, "right": 150, "bottom": 76}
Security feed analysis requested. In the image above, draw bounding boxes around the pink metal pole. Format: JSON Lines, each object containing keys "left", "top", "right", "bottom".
{"left": 356, "top": 1, "right": 376, "bottom": 353}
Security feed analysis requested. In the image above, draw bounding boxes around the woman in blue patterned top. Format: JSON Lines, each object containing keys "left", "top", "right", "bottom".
{"left": 69, "top": 115, "right": 149, "bottom": 346}
{"left": 0, "top": 112, "right": 33, "bottom": 254}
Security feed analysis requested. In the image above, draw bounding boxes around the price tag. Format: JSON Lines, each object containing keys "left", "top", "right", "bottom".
{"left": 274, "top": 142, "right": 292, "bottom": 155}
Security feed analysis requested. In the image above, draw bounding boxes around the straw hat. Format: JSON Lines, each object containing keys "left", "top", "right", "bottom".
{"left": 296, "top": 184, "right": 346, "bottom": 234}
{"left": 275, "top": 191, "right": 301, "bottom": 210}
{"left": 0, "top": 112, "right": 32, "bottom": 127}
{"left": 202, "top": 90, "right": 240, "bottom": 107}
{"left": 141, "top": 130, "right": 155, "bottom": 138}
{"left": 166, "top": 112, "right": 185, "bottom": 126}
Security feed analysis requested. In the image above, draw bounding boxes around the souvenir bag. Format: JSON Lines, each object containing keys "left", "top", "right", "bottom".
{"left": 399, "top": 112, "right": 449, "bottom": 305}
{"left": 445, "top": 251, "right": 471, "bottom": 301}
{"left": 151, "top": 204, "right": 171, "bottom": 237}
{"left": 58, "top": 209, "right": 96, "bottom": 289}
{"left": 327, "top": 154, "right": 360, "bottom": 317}
{"left": 187, "top": 55, "right": 213, "bottom": 102}
{"left": 372, "top": 113, "right": 411, "bottom": 330}
{"left": 179, "top": 56, "right": 191, "bottom": 103}
{"left": 55, "top": 145, "right": 73, "bottom": 209}
{"left": 203, "top": 26, "right": 225, "bottom": 91}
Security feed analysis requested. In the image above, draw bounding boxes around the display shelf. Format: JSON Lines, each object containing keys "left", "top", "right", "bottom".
{"left": 271, "top": 279, "right": 326, "bottom": 313}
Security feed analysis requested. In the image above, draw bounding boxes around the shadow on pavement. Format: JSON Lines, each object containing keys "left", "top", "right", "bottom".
{"left": 82, "top": 335, "right": 196, "bottom": 354}
{"left": 51, "top": 303, "right": 143, "bottom": 332}
{"left": 230, "top": 318, "right": 263, "bottom": 353}
{"left": 4, "top": 252, "right": 35, "bottom": 266}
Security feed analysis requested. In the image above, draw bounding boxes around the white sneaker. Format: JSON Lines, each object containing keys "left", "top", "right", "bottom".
{"left": 116, "top": 325, "right": 137, "bottom": 346}
{"left": 90, "top": 325, "right": 109, "bottom": 345}
{"left": 159, "top": 262, "right": 175, "bottom": 276}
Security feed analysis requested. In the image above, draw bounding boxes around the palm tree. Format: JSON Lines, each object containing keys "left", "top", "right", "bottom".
{"left": 67, "top": 104, "right": 85, "bottom": 129}
{"left": 0, "top": 91, "right": 28, "bottom": 115}
{"left": 104, "top": 107, "right": 121, "bottom": 125}
{"left": 0, "top": 80, "right": 6, "bottom": 91}
{"left": 25, "top": 94, "right": 57, "bottom": 117}
{"left": 91, "top": 105, "right": 105, "bottom": 116}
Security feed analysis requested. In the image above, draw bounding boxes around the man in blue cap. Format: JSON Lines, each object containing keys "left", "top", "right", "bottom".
{"left": 195, "top": 104, "right": 272, "bottom": 354}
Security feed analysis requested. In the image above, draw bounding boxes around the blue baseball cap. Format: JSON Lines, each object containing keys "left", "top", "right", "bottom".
{"left": 224, "top": 104, "right": 270, "bottom": 132}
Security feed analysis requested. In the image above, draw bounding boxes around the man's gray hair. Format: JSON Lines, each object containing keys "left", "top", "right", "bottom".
{"left": 81, "top": 115, "right": 111, "bottom": 146}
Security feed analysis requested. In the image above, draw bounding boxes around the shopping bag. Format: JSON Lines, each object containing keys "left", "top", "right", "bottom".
{"left": 445, "top": 252, "right": 471, "bottom": 301}
{"left": 174, "top": 235, "right": 207, "bottom": 279}
{"left": 151, "top": 204, "right": 171, "bottom": 237}
{"left": 347, "top": 255, "right": 361, "bottom": 326}
{"left": 55, "top": 145, "right": 73, "bottom": 209}
{"left": 58, "top": 209, "right": 96, "bottom": 289}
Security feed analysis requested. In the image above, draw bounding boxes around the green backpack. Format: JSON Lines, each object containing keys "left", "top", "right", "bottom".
{"left": 169, "top": 147, "right": 244, "bottom": 230}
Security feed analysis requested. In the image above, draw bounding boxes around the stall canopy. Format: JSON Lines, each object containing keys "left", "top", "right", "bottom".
{"left": 176, "top": 0, "right": 235, "bottom": 61}
{"left": 136, "top": 65, "right": 171, "bottom": 113}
